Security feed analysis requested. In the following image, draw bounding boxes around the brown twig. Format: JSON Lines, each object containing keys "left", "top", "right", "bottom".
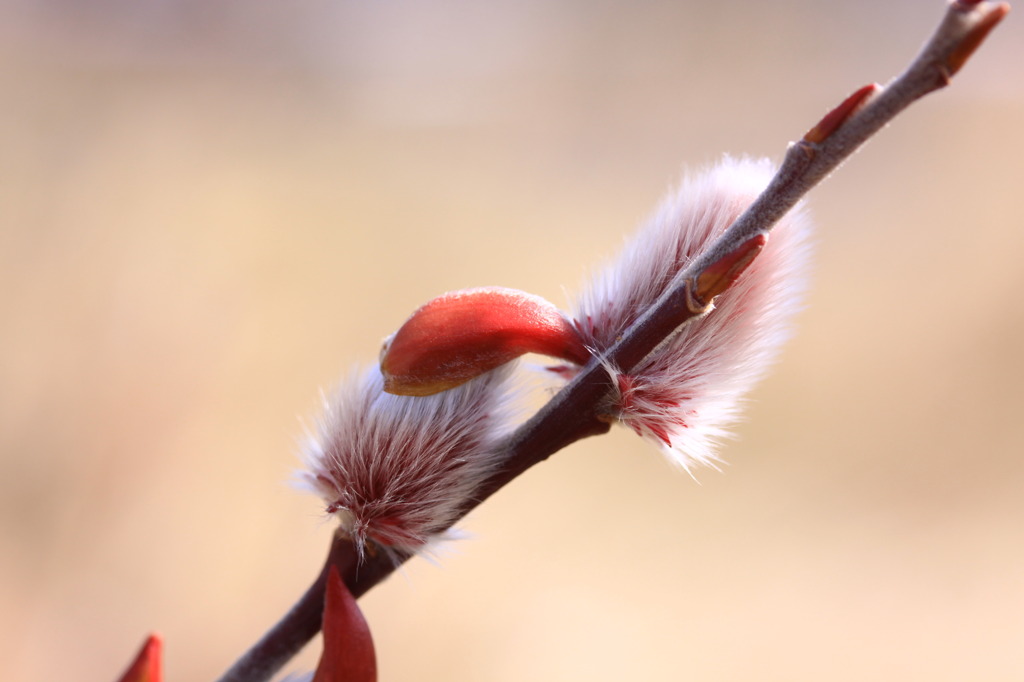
{"left": 213, "top": 2, "right": 1009, "bottom": 680}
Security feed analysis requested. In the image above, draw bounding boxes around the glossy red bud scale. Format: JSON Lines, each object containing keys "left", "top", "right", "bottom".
{"left": 381, "top": 287, "right": 589, "bottom": 396}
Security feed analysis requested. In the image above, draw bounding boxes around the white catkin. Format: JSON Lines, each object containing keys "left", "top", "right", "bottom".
{"left": 297, "top": 363, "right": 518, "bottom": 559}
{"left": 572, "top": 156, "right": 813, "bottom": 472}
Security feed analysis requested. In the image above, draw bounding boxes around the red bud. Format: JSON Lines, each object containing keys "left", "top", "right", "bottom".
{"left": 803, "top": 83, "right": 879, "bottom": 144}
{"left": 692, "top": 233, "right": 768, "bottom": 309}
{"left": 381, "top": 287, "right": 589, "bottom": 396}
{"left": 947, "top": 1, "right": 1009, "bottom": 76}
{"left": 114, "top": 634, "right": 162, "bottom": 682}
{"left": 312, "top": 567, "right": 377, "bottom": 682}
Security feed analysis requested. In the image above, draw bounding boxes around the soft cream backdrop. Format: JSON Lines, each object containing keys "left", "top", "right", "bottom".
{"left": 2, "top": 1, "right": 1023, "bottom": 680}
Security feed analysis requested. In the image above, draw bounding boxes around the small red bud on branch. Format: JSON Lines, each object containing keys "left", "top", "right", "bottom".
{"left": 311, "top": 567, "right": 377, "bottom": 682}
{"left": 115, "top": 634, "right": 163, "bottom": 682}
{"left": 691, "top": 233, "right": 768, "bottom": 308}
{"left": 803, "top": 84, "right": 880, "bottom": 145}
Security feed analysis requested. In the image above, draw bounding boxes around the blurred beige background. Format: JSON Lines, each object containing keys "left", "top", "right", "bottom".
{"left": 2, "top": 1, "right": 1023, "bottom": 680}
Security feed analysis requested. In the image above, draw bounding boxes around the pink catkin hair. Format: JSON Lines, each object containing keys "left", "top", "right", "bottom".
{"left": 298, "top": 363, "right": 516, "bottom": 560}
{"left": 571, "top": 156, "right": 813, "bottom": 472}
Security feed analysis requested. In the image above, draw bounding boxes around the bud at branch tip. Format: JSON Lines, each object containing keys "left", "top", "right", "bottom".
{"left": 947, "top": 1, "right": 1009, "bottom": 76}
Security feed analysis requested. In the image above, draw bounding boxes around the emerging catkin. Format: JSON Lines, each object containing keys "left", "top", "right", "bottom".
{"left": 571, "top": 156, "right": 813, "bottom": 472}
{"left": 298, "top": 363, "right": 516, "bottom": 560}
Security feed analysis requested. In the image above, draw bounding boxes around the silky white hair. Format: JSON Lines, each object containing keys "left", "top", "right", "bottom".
{"left": 572, "top": 156, "right": 813, "bottom": 472}
{"left": 298, "top": 363, "right": 517, "bottom": 560}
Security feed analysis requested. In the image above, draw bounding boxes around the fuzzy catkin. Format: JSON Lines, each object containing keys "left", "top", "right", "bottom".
{"left": 299, "top": 363, "right": 516, "bottom": 559}
{"left": 571, "top": 156, "right": 813, "bottom": 472}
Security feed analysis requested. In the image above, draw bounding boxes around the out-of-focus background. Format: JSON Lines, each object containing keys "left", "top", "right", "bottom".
{"left": 2, "top": 0, "right": 1022, "bottom": 680}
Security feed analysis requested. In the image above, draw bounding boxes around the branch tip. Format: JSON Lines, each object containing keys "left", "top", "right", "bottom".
{"left": 946, "top": 2, "right": 1010, "bottom": 76}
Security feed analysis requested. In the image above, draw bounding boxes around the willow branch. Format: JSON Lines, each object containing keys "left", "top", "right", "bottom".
{"left": 214, "top": 2, "right": 1009, "bottom": 680}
